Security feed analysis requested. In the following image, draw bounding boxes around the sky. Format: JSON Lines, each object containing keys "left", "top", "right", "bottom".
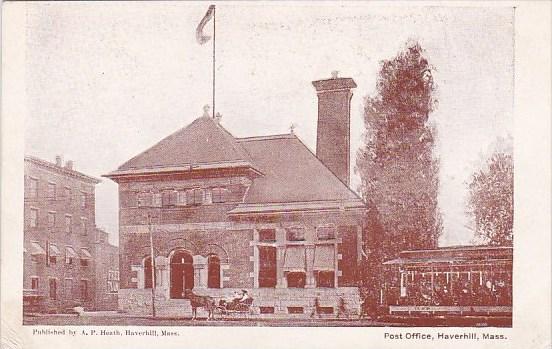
{"left": 23, "top": 3, "right": 514, "bottom": 246}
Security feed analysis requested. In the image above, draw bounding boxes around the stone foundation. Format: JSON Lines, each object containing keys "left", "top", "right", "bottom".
{"left": 118, "top": 287, "right": 360, "bottom": 318}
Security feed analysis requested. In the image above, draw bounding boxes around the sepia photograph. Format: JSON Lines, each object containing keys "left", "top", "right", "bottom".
{"left": 1, "top": 1, "right": 550, "bottom": 349}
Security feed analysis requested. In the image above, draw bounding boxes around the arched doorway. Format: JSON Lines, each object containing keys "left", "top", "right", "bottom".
{"left": 170, "top": 250, "right": 194, "bottom": 299}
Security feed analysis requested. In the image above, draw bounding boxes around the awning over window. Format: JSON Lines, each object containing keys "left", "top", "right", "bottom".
{"left": 49, "top": 244, "right": 61, "bottom": 257}
{"left": 80, "top": 248, "right": 92, "bottom": 260}
{"left": 30, "top": 242, "right": 46, "bottom": 256}
{"left": 313, "top": 245, "right": 335, "bottom": 270}
{"left": 65, "top": 246, "right": 78, "bottom": 258}
{"left": 283, "top": 246, "right": 305, "bottom": 271}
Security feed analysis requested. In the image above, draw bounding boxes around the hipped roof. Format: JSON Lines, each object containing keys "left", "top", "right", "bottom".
{"left": 112, "top": 116, "right": 257, "bottom": 173}
{"left": 105, "top": 116, "right": 364, "bottom": 211}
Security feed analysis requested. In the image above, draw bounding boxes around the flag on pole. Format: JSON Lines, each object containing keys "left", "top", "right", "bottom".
{"left": 196, "top": 5, "right": 215, "bottom": 45}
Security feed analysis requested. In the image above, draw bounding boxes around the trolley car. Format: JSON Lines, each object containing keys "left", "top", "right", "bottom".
{"left": 381, "top": 245, "right": 512, "bottom": 317}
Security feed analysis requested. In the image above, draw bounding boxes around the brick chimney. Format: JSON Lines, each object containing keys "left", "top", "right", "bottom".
{"left": 312, "top": 72, "right": 357, "bottom": 186}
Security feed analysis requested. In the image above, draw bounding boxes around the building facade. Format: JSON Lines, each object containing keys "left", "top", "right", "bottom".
{"left": 93, "top": 228, "right": 120, "bottom": 311}
{"left": 106, "top": 75, "right": 367, "bottom": 317}
{"left": 23, "top": 156, "right": 115, "bottom": 313}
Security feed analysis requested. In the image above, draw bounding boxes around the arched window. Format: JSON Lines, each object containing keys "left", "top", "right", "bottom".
{"left": 207, "top": 255, "right": 221, "bottom": 288}
{"left": 143, "top": 256, "right": 153, "bottom": 289}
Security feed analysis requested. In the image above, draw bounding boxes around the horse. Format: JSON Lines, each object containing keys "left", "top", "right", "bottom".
{"left": 184, "top": 289, "right": 216, "bottom": 320}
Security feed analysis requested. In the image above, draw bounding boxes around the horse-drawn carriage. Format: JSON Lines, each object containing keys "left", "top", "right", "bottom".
{"left": 185, "top": 289, "right": 254, "bottom": 320}
{"left": 214, "top": 297, "right": 254, "bottom": 317}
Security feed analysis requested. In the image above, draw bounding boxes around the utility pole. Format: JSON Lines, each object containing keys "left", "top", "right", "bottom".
{"left": 148, "top": 212, "right": 156, "bottom": 318}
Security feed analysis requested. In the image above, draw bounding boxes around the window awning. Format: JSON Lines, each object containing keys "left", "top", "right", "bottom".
{"left": 283, "top": 246, "right": 305, "bottom": 271}
{"left": 65, "top": 246, "right": 78, "bottom": 258}
{"left": 30, "top": 242, "right": 46, "bottom": 256}
{"left": 49, "top": 244, "right": 61, "bottom": 256}
{"left": 313, "top": 245, "right": 335, "bottom": 270}
{"left": 80, "top": 248, "right": 92, "bottom": 260}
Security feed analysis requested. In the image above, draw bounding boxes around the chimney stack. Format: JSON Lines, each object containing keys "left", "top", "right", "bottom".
{"left": 65, "top": 160, "right": 74, "bottom": 170}
{"left": 55, "top": 155, "right": 63, "bottom": 167}
{"left": 312, "top": 72, "right": 357, "bottom": 186}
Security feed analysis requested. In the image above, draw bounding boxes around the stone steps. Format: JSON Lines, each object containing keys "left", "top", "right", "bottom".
{"left": 156, "top": 299, "right": 192, "bottom": 318}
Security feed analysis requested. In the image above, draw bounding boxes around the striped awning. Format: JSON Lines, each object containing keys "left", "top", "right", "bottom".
{"left": 313, "top": 245, "right": 335, "bottom": 270}
{"left": 283, "top": 246, "right": 305, "bottom": 271}
{"left": 30, "top": 242, "right": 46, "bottom": 256}
{"left": 65, "top": 246, "right": 78, "bottom": 258}
{"left": 49, "top": 244, "right": 61, "bottom": 257}
{"left": 80, "top": 248, "right": 92, "bottom": 260}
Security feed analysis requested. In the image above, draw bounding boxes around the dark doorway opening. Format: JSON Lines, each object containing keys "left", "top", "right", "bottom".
{"left": 170, "top": 251, "right": 194, "bottom": 299}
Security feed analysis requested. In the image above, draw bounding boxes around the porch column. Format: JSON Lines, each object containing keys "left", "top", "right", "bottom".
{"left": 305, "top": 245, "right": 316, "bottom": 288}
{"left": 193, "top": 255, "right": 208, "bottom": 290}
{"left": 155, "top": 256, "right": 169, "bottom": 298}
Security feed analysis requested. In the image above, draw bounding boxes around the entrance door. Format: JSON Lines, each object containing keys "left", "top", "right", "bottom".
{"left": 170, "top": 251, "right": 194, "bottom": 299}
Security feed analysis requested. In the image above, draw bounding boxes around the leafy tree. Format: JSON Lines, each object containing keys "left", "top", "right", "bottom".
{"left": 356, "top": 42, "right": 442, "bottom": 311}
{"left": 468, "top": 147, "right": 513, "bottom": 246}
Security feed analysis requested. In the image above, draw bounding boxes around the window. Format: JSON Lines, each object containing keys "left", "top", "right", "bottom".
{"left": 137, "top": 192, "right": 152, "bottom": 207}
{"left": 287, "top": 307, "right": 304, "bottom": 314}
{"left": 259, "top": 229, "right": 276, "bottom": 242}
{"left": 211, "top": 188, "right": 226, "bottom": 203}
{"left": 317, "top": 225, "right": 336, "bottom": 240}
{"left": 80, "top": 248, "right": 91, "bottom": 267}
{"left": 207, "top": 255, "right": 221, "bottom": 288}
{"left": 317, "top": 306, "right": 334, "bottom": 314}
{"left": 185, "top": 188, "right": 204, "bottom": 206}
{"left": 47, "top": 212, "right": 56, "bottom": 228}
{"left": 31, "top": 277, "right": 39, "bottom": 290}
{"left": 193, "top": 188, "right": 204, "bottom": 205}
{"left": 64, "top": 279, "right": 73, "bottom": 298}
{"left": 64, "top": 187, "right": 72, "bottom": 201}
{"left": 177, "top": 191, "right": 187, "bottom": 205}
{"left": 259, "top": 307, "right": 275, "bottom": 314}
{"left": 143, "top": 256, "right": 153, "bottom": 289}
{"left": 81, "top": 217, "right": 87, "bottom": 235}
{"left": 65, "top": 215, "right": 72, "bottom": 234}
{"left": 49, "top": 279, "right": 57, "bottom": 300}
{"left": 47, "top": 182, "right": 56, "bottom": 199}
{"left": 80, "top": 280, "right": 88, "bottom": 300}
{"left": 28, "top": 178, "right": 38, "bottom": 198}
{"left": 286, "top": 272, "right": 306, "bottom": 288}
{"left": 161, "top": 190, "right": 177, "bottom": 207}
{"left": 49, "top": 255, "right": 57, "bottom": 265}
{"left": 316, "top": 271, "right": 335, "bottom": 288}
{"left": 107, "top": 270, "right": 119, "bottom": 293}
{"left": 65, "top": 246, "right": 77, "bottom": 265}
{"left": 29, "top": 208, "right": 38, "bottom": 228}
{"left": 286, "top": 227, "right": 305, "bottom": 241}
{"left": 80, "top": 192, "right": 87, "bottom": 209}
{"left": 152, "top": 193, "right": 162, "bottom": 207}
{"left": 258, "top": 246, "right": 277, "bottom": 288}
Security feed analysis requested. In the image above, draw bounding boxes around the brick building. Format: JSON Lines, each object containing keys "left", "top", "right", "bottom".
{"left": 105, "top": 74, "right": 367, "bottom": 317}
{"left": 93, "top": 228, "right": 119, "bottom": 311}
{"left": 23, "top": 156, "right": 117, "bottom": 313}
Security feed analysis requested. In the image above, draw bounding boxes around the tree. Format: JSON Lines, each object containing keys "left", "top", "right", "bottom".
{"left": 356, "top": 42, "right": 442, "bottom": 310}
{"left": 468, "top": 145, "right": 513, "bottom": 246}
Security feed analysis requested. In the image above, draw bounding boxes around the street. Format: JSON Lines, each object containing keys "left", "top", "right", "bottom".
{"left": 23, "top": 314, "right": 511, "bottom": 327}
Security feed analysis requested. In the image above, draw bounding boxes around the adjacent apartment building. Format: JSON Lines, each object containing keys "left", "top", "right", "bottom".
{"left": 105, "top": 74, "right": 367, "bottom": 317}
{"left": 23, "top": 156, "right": 118, "bottom": 313}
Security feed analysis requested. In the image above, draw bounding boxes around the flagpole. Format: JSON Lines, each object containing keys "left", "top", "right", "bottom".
{"left": 212, "top": 5, "right": 216, "bottom": 118}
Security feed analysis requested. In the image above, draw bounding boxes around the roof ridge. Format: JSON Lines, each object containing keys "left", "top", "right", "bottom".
{"left": 25, "top": 155, "right": 101, "bottom": 184}
{"left": 237, "top": 133, "right": 295, "bottom": 142}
